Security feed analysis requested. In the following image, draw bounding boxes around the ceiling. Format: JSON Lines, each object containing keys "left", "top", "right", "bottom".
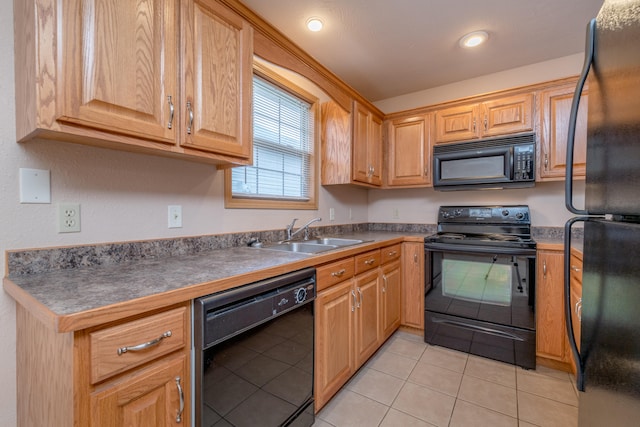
{"left": 241, "top": 0, "right": 604, "bottom": 102}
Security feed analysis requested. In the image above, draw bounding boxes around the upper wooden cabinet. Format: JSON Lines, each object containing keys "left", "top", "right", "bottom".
{"left": 15, "top": 0, "right": 252, "bottom": 166}
{"left": 386, "top": 114, "right": 431, "bottom": 187}
{"left": 352, "top": 101, "right": 383, "bottom": 186}
{"left": 538, "top": 82, "right": 588, "bottom": 180}
{"left": 434, "top": 93, "right": 534, "bottom": 143}
{"left": 181, "top": 0, "right": 253, "bottom": 158}
{"left": 321, "top": 100, "right": 383, "bottom": 187}
{"left": 58, "top": 0, "right": 179, "bottom": 146}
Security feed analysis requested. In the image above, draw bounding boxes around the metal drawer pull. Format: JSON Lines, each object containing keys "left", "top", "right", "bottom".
{"left": 117, "top": 331, "right": 172, "bottom": 355}
{"left": 167, "top": 95, "right": 174, "bottom": 129}
{"left": 414, "top": 253, "right": 418, "bottom": 262}
{"left": 175, "top": 376, "right": 184, "bottom": 423}
{"left": 576, "top": 297, "right": 582, "bottom": 321}
{"left": 357, "top": 288, "right": 363, "bottom": 307}
{"left": 571, "top": 265, "right": 581, "bottom": 272}
{"left": 387, "top": 250, "right": 397, "bottom": 256}
{"left": 186, "top": 101, "right": 194, "bottom": 134}
{"left": 331, "top": 269, "right": 346, "bottom": 277}
{"left": 351, "top": 290, "right": 357, "bottom": 312}
{"left": 364, "top": 258, "right": 376, "bottom": 265}
{"left": 543, "top": 260, "right": 547, "bottom": 277}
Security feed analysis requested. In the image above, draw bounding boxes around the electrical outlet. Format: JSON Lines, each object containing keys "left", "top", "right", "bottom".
{"left": 168, "top": 205, "right": 182, "bottom": 228}
{"left": 58, "top": 203, "right": 81, "bottom": 233}
{"left": 329, "top": 208, "right": 335, "bottom": 221}
{"left": 393, "top": 208, "right": 400, "bottom": 219}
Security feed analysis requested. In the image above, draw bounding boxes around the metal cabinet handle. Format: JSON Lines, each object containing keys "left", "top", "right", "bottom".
{"left": 351, "top": 290, "right": 357, "bottom": 312}
{"left": 543, "top": 260, "right": 547, "bottom": 278}
{"left": 473, "top": 118, "right": 476, "bottom": 133}
{"left": 414, "top": 253, "right": 418, "bottom": 263}
{"left": 484, "top": 116, "right": 488, "bottom": 131}
{"left": 576, "top": 297, "right": 582, "bottom": 321}
{"left": 424, "top": 166, "right": 429, "bottom": 176}
{"left": 167, "top": 96, "right": 174, "bottom": 129}
{"left": 382, "top": 274, "right": 388, "bottom": 292}
{"left": 175, "top": 376, "right": 184, "bottom": 423}
{"left": 117, "top": 331, "right": 172, "bottom": 355}
{"left": 544, "top": 153, "right": 549, "bottom": 169}
{"left": 571, "top": 265, "right": 581, "bottom": 272}
{"left": 186, "top": 101, "right": 194, "bottom": 134}
{"left": 387, "top": 250, "right": 397, "bottom": 257}
{"left": 331, "top": 269, "right": 346, "bottom": 277}
{"left": 364, "top": 258, "right": 376, "bottom": 266}
{"left": 356, "top": 288, "right": 363, "bottom": 307}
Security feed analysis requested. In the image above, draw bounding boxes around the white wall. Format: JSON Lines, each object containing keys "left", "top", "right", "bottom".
{"left": 0, "top": 3, "right": 585, "bottom": 424}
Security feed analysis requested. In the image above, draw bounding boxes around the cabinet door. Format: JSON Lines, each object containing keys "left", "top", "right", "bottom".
{"left": 369, "top": 114, "right": 383, "bottom": 186}
{"left": 352, "top": 101, "right": 382, "bottom": 186}
{"left": 401, "top": 242, "right": 425, "bottom": 329}
{"left": 90, "top": 354, "right": 188, "bottom": 427}
{"left": 321, "top": 101, "right": 352, "bottom": 185}
{"left": 380, "top": 260, "right": 402, "bottom": 340}
{"left": 352, "top": 101, "right": 372, "bottom": 183}
{"left": 434, "top": 103, "right": 480, "bottom": 143}
{"left": 59, "top": 0, "right": 178, "bottom": 144}
{"left": 569, "top": 250, "right": 583, "bottom": 352}
{"left": 315, "top": 279, "right": 355, "bottom": 410}
{"left": 354, "top": 270, "right": 380, "bottom": 367}
{"left": 387, "top": 115, "right": 430, "bottom": 186}
{"left": 481, "top": 93, "right": 533, "bottom": 138}
{"left": 539, "top": 84, "right": 588, "bottom": 179}
{"left": 536, "top": 250, "right": 570, "bottom": 365}
{"left": 182, "top": 0, "right": 253, "bottom": 158}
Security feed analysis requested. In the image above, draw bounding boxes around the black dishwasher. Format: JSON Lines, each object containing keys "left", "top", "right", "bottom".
{"left": 194, "top": 267, "right": 316, "bottom": 427}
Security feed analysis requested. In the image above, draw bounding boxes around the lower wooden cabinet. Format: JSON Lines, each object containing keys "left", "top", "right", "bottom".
{"left": 401, "top": 242, "right": 425, "bottom": 330}
{"left": 380, "top": 259, "right": 402, "bottom": 340}
{"left": 314, "top": 244, "right": 402, "bottom": 412}
{"left": 90, "top": 354, "right": 188, "bottom": 426}
{"left": 536, "top": 247, "right": 574, "bottom": 372}
{"left": 16, "top": 302, "right": 191, "bottom": 427}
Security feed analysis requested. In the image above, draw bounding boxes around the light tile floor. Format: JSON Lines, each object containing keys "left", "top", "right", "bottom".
{"left": 314, "top": 331, "right": 578, "bottom": 427}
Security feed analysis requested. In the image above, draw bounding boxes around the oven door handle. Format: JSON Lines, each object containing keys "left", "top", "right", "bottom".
{"left": 431, "top": 317, "right": 525, "bottom": 341}
{"left": 424, "top": 242, "right": 536, "bottom": 256}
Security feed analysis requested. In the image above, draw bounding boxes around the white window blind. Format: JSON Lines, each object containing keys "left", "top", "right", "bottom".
{"left": 231, "top": 75, "right": 314, "bottom": 200}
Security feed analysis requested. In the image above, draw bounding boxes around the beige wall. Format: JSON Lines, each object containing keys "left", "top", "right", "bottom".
{"left": 0, "top": 1, "right": 583, "bottom": 423}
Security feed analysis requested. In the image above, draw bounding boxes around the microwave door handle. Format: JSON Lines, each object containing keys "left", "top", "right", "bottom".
{"left": 566, "top": 19, "right": 595, "bottom": 215}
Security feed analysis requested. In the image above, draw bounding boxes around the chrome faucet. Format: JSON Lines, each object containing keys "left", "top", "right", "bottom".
{"left": 286, "top": 217, "right": 322, "bottom": 241}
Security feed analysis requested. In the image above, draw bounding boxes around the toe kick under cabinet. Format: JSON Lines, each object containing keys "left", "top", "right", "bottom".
{"left": 16, "top": 302, "right": 191, "bottom": 427}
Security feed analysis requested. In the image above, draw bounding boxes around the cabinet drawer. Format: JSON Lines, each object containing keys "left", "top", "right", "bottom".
{"left": 380, "top": 244, "right": 401, "bottom": 264}
{"left": 90, "top": 306, "right": 187, "bottom": 384}
{"left": 317, "top": 258, "right": 355, "bottom": 291}
{"left": 355, "top": 250, "right": 381, "bottom": 275}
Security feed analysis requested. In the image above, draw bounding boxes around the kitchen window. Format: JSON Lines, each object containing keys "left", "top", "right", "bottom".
{"left": 225, "top": 63, "right": 319, "bottom": 209}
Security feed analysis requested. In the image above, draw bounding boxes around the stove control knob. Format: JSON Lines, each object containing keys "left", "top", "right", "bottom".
{"left": 516, "top": 212, "right": 525, "bottom": 220}
{"left": 455, "top": 209, "right": 463, "bottom": 217}
{"left": 502, "top": 209, "right": 510, "bottom": 217}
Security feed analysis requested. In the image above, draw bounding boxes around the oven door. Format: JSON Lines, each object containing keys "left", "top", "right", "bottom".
{"left": 424, "top": 245, "right": 536, "bottom": 368}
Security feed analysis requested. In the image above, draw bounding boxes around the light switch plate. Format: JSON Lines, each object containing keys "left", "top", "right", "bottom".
{"left": 19, "top": 168, "right": 51, "bottom": 203}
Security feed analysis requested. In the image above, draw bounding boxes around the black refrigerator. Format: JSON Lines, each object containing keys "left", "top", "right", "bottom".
{"left": 565, "top": 0, "right": 640, "bottom": 425}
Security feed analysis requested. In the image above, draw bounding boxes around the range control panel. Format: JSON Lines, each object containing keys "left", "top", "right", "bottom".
{"left": 438, "top": 205, "right": 531, "bottom": 224}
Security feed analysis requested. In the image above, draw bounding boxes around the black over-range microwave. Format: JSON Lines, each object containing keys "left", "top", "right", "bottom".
{"left": 432, "top": 132, "right": 535, "bottom": 191}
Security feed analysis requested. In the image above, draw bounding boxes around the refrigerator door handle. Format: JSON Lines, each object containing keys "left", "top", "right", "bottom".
{"left": 564, "top": 217, "right": 588, "bottom": 391}
{"left": 565, "top": 19, "right": 596, "bottom": 215}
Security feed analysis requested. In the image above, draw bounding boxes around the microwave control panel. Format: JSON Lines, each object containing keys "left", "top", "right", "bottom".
{"left": 514, "top": 144, "right": 535, "bottom": 181}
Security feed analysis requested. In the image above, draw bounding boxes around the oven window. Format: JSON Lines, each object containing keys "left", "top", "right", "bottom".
{"left": 441, "top": 155, "right": 505, "bottom": 180}
{"left": 442, "top": 258, "right": 512, "bottom": 306}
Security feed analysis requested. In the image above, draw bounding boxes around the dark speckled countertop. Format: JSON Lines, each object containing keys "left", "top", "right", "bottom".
{"left": 4, "top": 229, "right": 425, "bottom": 332}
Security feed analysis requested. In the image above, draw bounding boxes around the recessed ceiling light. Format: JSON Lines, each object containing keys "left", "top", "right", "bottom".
{"left": 459, "top": 31, "right": 489, "bottom": 48}
{"left": 306, "top": 17, "right": 324, "bottom": 32}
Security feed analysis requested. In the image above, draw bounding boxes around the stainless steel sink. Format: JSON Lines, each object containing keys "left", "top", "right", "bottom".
{"left": 258, "top": 242, "right": 339, "bottom": 254}
{"left": 306, "top": 237, "right": 368, "bottom": 246}
{"left": 254, "top": 237, "right": 370, "bottom": 254}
